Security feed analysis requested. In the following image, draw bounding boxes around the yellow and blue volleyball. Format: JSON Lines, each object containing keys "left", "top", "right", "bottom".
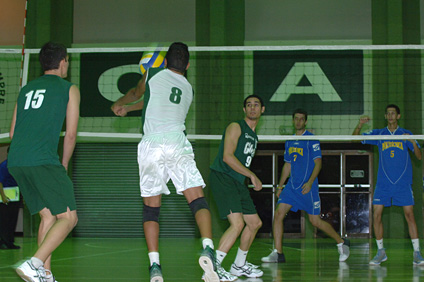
{"left": 139, "top": 50, "right": 166, "bottom": 74}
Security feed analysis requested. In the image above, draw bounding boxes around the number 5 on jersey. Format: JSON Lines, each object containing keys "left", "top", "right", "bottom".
{"left": 24, "top": 89, "right": 46, "bottom": 110}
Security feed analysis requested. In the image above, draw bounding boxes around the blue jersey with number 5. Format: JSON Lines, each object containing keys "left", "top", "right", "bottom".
{"left": 284, "top": 131, "right": 321, "bottom": 190}
{"left": 362, "top": 127, "right": 419, "bottom": 185}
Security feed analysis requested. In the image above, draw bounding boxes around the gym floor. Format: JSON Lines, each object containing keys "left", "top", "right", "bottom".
{"left": 0, "top": 237, "right": 422, "bottom": 281}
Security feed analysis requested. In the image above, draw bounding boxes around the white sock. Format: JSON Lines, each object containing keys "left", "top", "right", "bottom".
{"left": 202, "top": 238, "right": 214, "bottom": 250}
{"left": 148, "top": 252, "right": 160, "bottom": 266}
{"left": 216, "top": 250, "right": 227, "bottom": 265}
{"left": 234, "top": 248, "right": 248, "bottom": 267}
{"left": 412, "top": 239, "right": 420, "bottom": 252}
{"left": 31, "top": 257, "right": 44, "bottom": 269}
{"left": 376, "top": 239, "right": 384, "bottom": 250}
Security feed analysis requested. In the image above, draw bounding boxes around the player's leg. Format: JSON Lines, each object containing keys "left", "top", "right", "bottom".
{"left": 183, "top": 186, "right": 212, "bottom": 240}
{"left": 373, "top": 204, "right": 384, "bottom": 240}
{"left": 308, "top": 214, "right": 350, "bottom": 262}
{"left": 369, "top": 204, "right": 387, "bottom": 265}
{"left": 183, "top": 187, "right": 219, "bottom": 282}
{"left": 228, "top": 213, "right": 263, "bottom": 278}
{"left": 143, "top": 195, "right": 162, "bottom": 253}
{"left": 239, "top": 213, "right": 262, "bottom": 252}
{"left": 37, "top": 208, "right": 57, "bottom": 272}
{"left": 261, "top": 203, "right": 292, "bottom": 263}
{"left": 308, "top": 214, "right": 343, "bottom": 243}
{"left": 403, "top": 205, "right": 418, "bottom": 239}
{"left": 142, "top": 195, "right": 163, "bottom": 282}
{"left": 34, "top": 207, "right": 77, "bottom": 262}
{"left": 403, "top": 205, "right": 424, "bottom": 265}
{"left": 273, "top": 203, "right": 292, "bottom": 254}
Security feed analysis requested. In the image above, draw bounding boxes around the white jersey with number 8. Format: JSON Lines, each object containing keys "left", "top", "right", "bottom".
{"left": 142, "top": 68, "right": 193, "bottom": 136}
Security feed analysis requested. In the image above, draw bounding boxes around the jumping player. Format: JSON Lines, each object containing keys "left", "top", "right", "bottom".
{"left": 262, "top": 109, "right": 350, "bottom": 263}
{"left": 353, "top": 104, "right": 424, "bottom": 265}
{"left": 111, "top": 42, "right": 219, "bottom": 282}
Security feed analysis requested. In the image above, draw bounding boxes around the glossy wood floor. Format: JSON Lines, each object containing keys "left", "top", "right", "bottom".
{"left": 1, "top": 237, "right": 423, "bottom": 281}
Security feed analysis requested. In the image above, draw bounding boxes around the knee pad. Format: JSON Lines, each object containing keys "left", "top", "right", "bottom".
{"left": 143, "top": 205, "right": 160, "bottom": 223}
{"left": 188, "top": 197, "right": 209, "bottom": 216}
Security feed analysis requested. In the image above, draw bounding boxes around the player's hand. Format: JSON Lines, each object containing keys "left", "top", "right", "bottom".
{"left": 301, "top": 182, "right": 312, "bottom": 195}
{"left": 2, "top": 196, "right": 9, "bottom": 205}
{"left": 251, "top": 175, "right": 263, "bottom": 191}
{"left": 111, "top": 103, "right": 126, "bottom": 116}
{"left": 402, "top": 133, "right": 415, "bottom": 144}
{"left": 359, "top": 115, "right": 371, "bottom": 125}
{"left": 276, "top": 187, "right": 283, "bottom": 198}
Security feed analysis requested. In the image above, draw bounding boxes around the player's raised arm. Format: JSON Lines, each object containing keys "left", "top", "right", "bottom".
{"left": 111, "top": 71, "right": 146, "bottom": 116}
{"left": 353, "top": 115, "right": 371, "bottom": 135}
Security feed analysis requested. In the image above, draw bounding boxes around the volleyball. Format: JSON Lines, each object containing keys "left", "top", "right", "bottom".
{"left": 139, "top": 50, "right": 166, "bottom": 74}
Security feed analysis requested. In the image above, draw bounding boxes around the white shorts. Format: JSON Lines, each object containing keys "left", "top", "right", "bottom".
{"left": 137, "top": 132, "right": 205, "bottom": 197}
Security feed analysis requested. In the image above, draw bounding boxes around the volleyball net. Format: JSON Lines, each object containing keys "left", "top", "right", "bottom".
{"left": 0, "top": 45, "right": 423, "bottom": 143}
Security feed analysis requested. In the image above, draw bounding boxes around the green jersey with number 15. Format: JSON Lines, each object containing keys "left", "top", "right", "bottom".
{"left": 142, "top": 68, "right": 193, "bottom": 135}
{"left": 210, "top": 120, "right": 259, "bottom": 184}
{"left": 8, "top": 75, "right": 73, "bottom": 167}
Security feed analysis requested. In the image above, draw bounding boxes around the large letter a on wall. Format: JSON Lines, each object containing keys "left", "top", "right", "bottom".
{"left": 269, "top": 62, "right": 342, "bottom": 102}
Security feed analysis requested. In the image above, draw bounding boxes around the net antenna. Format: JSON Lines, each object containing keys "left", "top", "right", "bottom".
{"left": 19, "top": 0, "right": 29, "bottom": 90}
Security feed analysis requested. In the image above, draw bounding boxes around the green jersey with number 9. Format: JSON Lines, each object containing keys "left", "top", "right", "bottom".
{"left": 8, "top": 75, "right": 73, "bottom": 167}
{"left": 210, "top": 120, "right": 258, "bottom": 184}
{"left": 142, "top": 68, "right": 194, "bottom": 136}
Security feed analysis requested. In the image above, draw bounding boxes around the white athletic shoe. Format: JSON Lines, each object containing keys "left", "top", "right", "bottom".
{"left": 16, "top": 259, "right": 46, "bottom": 282}
{"left": 199, "top": 246, "right": 219, "bottom": 282}
{"left": 230, "top": 263, "right": 263, "bottom": 278}
{"left": 338, "top": 239, "right": 350, "bottom": 262}
{"left": 203, "top": 263, "right": 238, "bottom": 282}
{"left": 44, "top": 269, "right": 58, "bottom": 282}
{"left": 246, "top": 261, "right": 260, "bottom": 269}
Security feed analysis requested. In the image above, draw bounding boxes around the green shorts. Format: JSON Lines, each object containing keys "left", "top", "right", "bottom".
{"left": 8, "top": 165, "right": 76, "bottom": 215}
{"left": 209, "top": 169, "right": 257, "bottom": 219}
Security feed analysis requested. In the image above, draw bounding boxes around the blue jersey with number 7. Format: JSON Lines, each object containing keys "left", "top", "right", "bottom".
{"left": 284, "top": 130, "right": 321, "bottom": 190}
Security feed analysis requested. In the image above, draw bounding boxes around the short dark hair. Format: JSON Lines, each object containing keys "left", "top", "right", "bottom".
{"left": 292, "top": 108, "right": 308, "bottom": 121}
{"left": 39, "top": 42, "right": 68, "bottom": 72}
{"left": 243, "top": 94, "right": 264, "bottom": 108}
{"left": 386, "top": 104, "right": 400, "bottom": 115}
{"left": 165, "top": 42, "right": 189, "bottom": 73}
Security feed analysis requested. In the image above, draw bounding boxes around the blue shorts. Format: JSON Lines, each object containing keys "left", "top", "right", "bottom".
{"left": 277, "top": 182, "right": 321, "bottom": 215}
{"left": 373, "top": 183, "right": 414, "bottom": 207}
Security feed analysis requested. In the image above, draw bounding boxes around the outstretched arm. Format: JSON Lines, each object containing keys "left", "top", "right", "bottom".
{"left": 223, "top": 122, "right": 262, "bottom": 191}
{"left": 111, "top": 72, "right": 147, "bottom": 116}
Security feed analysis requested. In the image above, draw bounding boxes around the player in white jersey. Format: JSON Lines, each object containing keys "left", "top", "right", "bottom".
{"left": 111, "top": 42, "right": 219, "bottom": 282}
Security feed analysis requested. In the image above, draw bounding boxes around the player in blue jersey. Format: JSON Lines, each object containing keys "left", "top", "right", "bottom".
{"left": 353, "top": 104, "right": 424, "bottom": 265}
{"left": 262, "top": 109, "right": 350, "bottom": 263}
